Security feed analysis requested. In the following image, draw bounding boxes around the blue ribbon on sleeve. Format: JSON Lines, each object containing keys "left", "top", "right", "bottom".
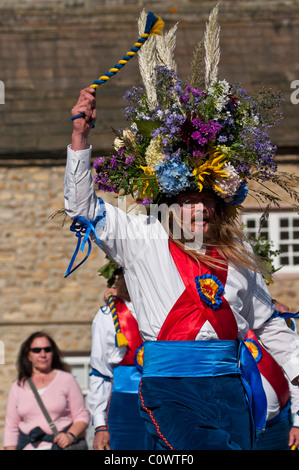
{"left": 267, "top": 309, "right": 299, "bottom": 322}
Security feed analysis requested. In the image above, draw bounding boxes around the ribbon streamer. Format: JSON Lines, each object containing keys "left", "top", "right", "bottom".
{"left": 65, "top": 215, "right": 104, "bottom": 277}
{"left": 65, "top": 197, "right": 106, "bottom": 277}
{"left": 71, "top": 12, "right": 164, "bottom": 128}
{"left": 107, "top": 293, "right": 129, "bottom": 348}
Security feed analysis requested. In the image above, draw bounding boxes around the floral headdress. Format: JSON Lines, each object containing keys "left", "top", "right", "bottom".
{"left": 93, "top": 6, "right": 299, "bottom": 215}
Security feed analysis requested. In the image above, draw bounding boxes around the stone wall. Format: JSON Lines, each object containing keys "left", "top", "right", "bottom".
{"left": 0, "top": 160, "right": 110, "bottom": 447}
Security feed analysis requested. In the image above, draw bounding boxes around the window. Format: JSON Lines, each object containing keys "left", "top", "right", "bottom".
{"left": 64, "top": 355, "right": 91, "bottom": 396}
{"left": 242, "top": 211, "right": 299, "bottom": 274}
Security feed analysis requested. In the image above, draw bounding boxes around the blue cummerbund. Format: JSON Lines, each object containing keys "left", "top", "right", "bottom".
{"left": 143, "top": 340, "right": 240, "bottom": 377}
{"left": 112, "top": 365, "right": 142, "bottom": 394}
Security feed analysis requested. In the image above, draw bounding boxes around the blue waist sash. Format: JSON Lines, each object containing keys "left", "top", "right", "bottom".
{"left": 143, "top": 340, "right": 267, "bottom": 434}
{"left": 143, "top": 340, "right": 239, "bottom": 377}
{"left": 112, "top": 365, "right": 142, "bottom": 394}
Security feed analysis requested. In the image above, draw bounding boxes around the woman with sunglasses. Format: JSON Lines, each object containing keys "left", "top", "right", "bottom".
{"left": 3, "top": 332, "right": 89, "bottom": 450}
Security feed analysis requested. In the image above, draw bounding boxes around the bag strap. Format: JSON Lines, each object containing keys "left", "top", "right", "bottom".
{"left": 27, "top": 377, "right": 59, "bottom": 436}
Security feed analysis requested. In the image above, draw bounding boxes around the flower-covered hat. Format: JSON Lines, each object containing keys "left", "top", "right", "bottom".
{"left": 93, "top": 6, "right": 299, "bottom": 213}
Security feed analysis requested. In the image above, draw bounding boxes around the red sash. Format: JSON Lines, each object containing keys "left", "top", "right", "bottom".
{"left": 114, "top": 300, "right": 143, "bottom": 366}
{"left": 158, "top": 241, "right": 238, "bottom": 341}
{"left": 245, "top": 330, "right": 290, "bottom": 410}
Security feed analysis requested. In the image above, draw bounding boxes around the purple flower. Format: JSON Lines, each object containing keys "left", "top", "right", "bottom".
{"left": 141, "top": 198, "right": 152, "bottom": 205}
{"left": 110, "top": 155, "right": 117, "bottom": 169}
{"left": 125, "top": 154, "right": 135, "bottom": 165}
{"left": 93, "top": 156, "right": 105, "bottom": 169}
{"left": 179, "top": 93, "right": 190, "bottom": 104}
{"left": 179, "top": 115, "right": 222, "bottom": 156}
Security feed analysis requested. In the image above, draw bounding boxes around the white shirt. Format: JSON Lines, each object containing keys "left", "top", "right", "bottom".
{"left": 64, "top": 144, "right": 299, "bottom": 411}
{"left": 87, "top": 300, "right": 135, "bottom": 428}
{"left": 262, "top": 375, "right": 299, "bottom": 425}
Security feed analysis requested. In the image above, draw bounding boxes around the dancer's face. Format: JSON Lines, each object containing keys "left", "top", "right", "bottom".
{"left": 176, "top": 191, "right": 217, "bottom": 236}
{"left": 176, "top": 191, "right": 219, "bottom": 243}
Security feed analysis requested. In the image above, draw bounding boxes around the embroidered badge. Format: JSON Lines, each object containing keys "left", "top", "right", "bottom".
{"left": 134, "top": 344, "right": 144, "bottom": 373}
{"left": 244, "top": 339, "right": 262, "bottom": 363}
{"left": 195, "top": 274, "right": 224, "bottom": 310}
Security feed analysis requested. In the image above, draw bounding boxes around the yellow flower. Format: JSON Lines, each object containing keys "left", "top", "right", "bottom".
{"left": 140, "top": 165, "right": 153, "bottom": 176}
{"left": 192, "top": 149, "right": 229, "bottom": 193}
{"left": 133, "top": 166, "right": 156, "bottom": 199}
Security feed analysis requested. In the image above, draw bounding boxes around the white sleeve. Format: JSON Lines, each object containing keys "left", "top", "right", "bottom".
{"left": 87, "top": 375, "right": 112, "bottom": 428}
{"left": 87, "top": 307, "right": 127, "bottom": 427}
{"left": 254, "top": 316, "right": 299, "bottom": 383}
{"left": 289, "top": 381, "right": 299, "bottom": 427}
{"left": 64, "top": 145, "right": 99, "bottom": 221}
{"left": 64, "top": 143, "right": 168, "bottom": 269}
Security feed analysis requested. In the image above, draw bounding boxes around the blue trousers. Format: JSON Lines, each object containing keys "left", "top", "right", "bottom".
{"left": 253, "top": 417, "right": 291, "bottom": 450}
{"left": 107, "top": 391, "right": 156, "bottom": 450}
{"left": 139, "top": 375, "right": 252, "bottom": 450}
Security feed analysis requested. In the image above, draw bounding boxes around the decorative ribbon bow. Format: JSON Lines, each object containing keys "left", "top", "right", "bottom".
{"left": 64, "top": 216, "right": 101, "bottom": 277}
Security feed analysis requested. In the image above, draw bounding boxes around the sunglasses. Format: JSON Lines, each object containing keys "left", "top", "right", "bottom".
{"left": 30, "top": 347, "right": 53, "bottom": 354}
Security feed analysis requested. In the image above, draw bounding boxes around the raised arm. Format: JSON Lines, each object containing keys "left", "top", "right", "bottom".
{"left": 64, "top": 88, "right": 99, "bottom": 221}
{"left": 64, "top": 87, "right": 157, "bottom": 270}
{"left": 71, "top": 87, "right": 96, "bottom": 151}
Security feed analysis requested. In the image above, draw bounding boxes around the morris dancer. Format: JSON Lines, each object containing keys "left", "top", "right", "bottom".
{"left": 88, "top": 266, "right": 153, "bottom": 450}
{"left": 64, "top": 10, "right": 299, "bottom": 449}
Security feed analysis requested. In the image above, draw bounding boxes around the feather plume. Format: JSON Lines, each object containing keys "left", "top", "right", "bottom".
{"left": 138, "top": 10, "right": 158, "bottom": 108}
{"left": 155, "top": 23, "right": 178, "bottom": 71}
{"left": 204, "top": 3, "right": 221, "bottom": 88}
{"left": 137, "top": 11, "right": 178, "bottom": 108}
{"left": 190, "top": 39, "right": 205, "bottom": 90}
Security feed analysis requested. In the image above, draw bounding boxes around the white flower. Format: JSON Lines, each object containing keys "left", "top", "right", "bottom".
{"left": 113, "top": 129, "right": 136, "bottom": 151}
{"left": 209, "top": 80, "right": 231, "bottom": 113}
{"left": 251, "top": 114, "right": 260, "bottom": 126}
{"left": 145, "top": 136, "right": 165, "bottom": 172}
{"left": 214, "top": 163, "right": 242, "bottom": 202}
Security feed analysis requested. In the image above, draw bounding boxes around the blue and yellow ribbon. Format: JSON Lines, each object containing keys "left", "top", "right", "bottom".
{"left": 107, "top": 293, "right": 129, "bottom": 348}
{"left": 71, "top": 12, "right": 164, "bottom": 127}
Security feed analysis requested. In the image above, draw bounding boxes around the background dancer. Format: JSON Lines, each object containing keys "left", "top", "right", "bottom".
{"left": 88, "top": 263, "right": 154, "bottom": 450}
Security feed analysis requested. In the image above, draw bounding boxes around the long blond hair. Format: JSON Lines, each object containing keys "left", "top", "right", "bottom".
{"left": 114, "top": 272, "right": 131, "bottom": 302}
{"left": 163, "top": 196, "right": 271, "bottom": 278}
